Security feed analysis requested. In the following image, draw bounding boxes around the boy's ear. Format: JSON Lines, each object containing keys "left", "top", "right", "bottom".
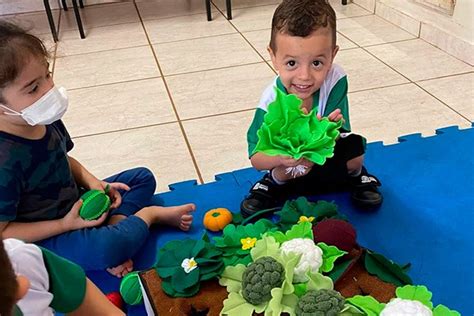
{"left": 267, "top": 46, "right": 278, "bottom": 71}
{"left": 332, "top": 45, "right": 340, "bottom": 60}
{"left": 15, "top": 275, "right": 30, "bottom": 301}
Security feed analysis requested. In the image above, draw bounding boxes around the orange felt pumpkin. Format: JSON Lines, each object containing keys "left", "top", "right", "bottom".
{"left": 203, "top": 208, "right": 233, "bottom": 232}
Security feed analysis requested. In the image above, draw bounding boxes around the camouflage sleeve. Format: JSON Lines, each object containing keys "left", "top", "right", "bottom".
{"left": 0, "top": 167, "right": 20, "bottom": 221}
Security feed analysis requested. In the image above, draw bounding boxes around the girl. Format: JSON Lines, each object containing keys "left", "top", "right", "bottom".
{"left": 0, "top": 21, "right": 195, "bottom": 277}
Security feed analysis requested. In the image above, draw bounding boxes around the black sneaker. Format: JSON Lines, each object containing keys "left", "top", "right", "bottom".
{"left": 240, "top": 173, "right": 286, "bottom": 218}
{"left": 350, "top": 167, "right": 383, "bottom": 209}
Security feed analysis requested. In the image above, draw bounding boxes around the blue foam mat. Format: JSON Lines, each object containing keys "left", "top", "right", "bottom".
{"left": 87, "top": 125, "right": 473, "bottom": 315}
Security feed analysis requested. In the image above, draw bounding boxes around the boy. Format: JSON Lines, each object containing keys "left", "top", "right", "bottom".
{"left": 0, "top": 238, "right": 124, "bottom": 315}
{"left": 241, "top": 0, "right": 382, "bottom": 217}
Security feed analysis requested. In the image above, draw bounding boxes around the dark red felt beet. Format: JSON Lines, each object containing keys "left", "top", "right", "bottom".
{"left": 313, "top": 219, "right": 357, "bottom": 252}
{"left": 106, "top": 292, "right": 124, "bottom": 310}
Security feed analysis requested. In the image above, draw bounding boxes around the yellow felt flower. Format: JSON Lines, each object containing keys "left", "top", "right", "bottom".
{"left": 298, "top": 215, "right": 315, "bottom": 224}
{"left": 240, "top": 237, "right": 257, "bottom": 250}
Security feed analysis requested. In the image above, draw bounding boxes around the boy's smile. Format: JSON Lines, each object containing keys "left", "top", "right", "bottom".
{"left": 269, "top": 27, "right": 338, "bottom": 107}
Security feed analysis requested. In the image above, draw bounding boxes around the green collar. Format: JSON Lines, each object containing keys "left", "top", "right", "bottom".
{"left": 13, "top": 305, "right": 23, "bottom": 316}
{"left": 276, "top": 77, "right": 320, "bottom": 112}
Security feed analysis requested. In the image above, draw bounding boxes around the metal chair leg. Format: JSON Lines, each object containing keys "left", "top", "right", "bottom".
{"left": 71, "top": 0, "right": 85, "bottom": 38}
{"left": 79, "top": 0, "right": 84, "bottom": 8}
{"left": 43, "top": 0, "right": 58, "bottom": 42}
{"left": 342, "top": 0, "right": 348, "bottom": 5}
{"left": 226, "top": 0, "right": 232, "bottom": 20}
{"left": 61, "top": 0, "right": 68, "bottom": 11}
{"left": 205, "top": 0, "right": 212, "bottom": 21}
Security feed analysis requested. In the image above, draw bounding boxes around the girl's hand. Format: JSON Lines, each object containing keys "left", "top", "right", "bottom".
{"left": 61, "top": 200, "right": 108, "bottom": 231}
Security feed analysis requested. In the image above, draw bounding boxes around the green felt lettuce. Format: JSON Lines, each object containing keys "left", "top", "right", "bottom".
{"left": 318, "top": 242, "right": 347, "bottom": 273}
{"left": 213, "top": 219, "right": 276, "bottom": 267}
{"left": 154, "top": 238, "right": 224, "bottom": 297}
{"left": 364, "top": 250, "right": 412, "bottom": 286}
{"left": 275, "top": 197, "right": 344, "bottom": 232}
{"left": 252, "top": 87, "right": 342, "bottom": 164}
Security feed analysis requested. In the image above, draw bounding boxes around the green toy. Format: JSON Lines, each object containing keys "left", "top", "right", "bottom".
{"left": 253, "top": 87, "right": 342, "bottom": 165}
{"left": 119, "top": 272, "right": 143, "bottom": 305}
{"left": 79, "top": 187, "right": 111, "bottom": 220}
{"left": 296, "top": 289, "right": 345, "bottom": 316}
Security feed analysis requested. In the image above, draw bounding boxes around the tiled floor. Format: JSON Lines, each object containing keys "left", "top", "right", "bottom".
{"left": 1, "top": 0, "right": 472, "bottom": 192}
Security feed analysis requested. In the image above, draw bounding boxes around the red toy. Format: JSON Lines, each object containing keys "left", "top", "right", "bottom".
{"left": 106, "top": 291, "right": 124, "bottom": 310}
{"left": 313, "top": 219, "right": 357, "bottom": 253}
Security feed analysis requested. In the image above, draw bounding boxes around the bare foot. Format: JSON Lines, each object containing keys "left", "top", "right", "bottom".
{"left": 154, "top": 203, "right": 195, "bottom": 231}
{"left": 106, "top": 259, "right": 133, "bottom": 278}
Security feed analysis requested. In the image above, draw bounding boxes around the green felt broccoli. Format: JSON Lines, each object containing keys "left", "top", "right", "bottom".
{"left": 241, "top": 256, "right": 284, "bottom": 305}
{"left": 296, "top": 289, "right": 345, "bottom": 316}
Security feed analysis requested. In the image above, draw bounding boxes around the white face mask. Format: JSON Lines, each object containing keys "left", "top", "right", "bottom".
{"left": 0, "top": 86, "right": 68, "bottom": 126}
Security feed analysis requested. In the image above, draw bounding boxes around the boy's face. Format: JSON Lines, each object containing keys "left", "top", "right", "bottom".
{"left": 268, "top": 27, "right": 338, "bottom": 102}
{"left": 0, "top": 56, "right": 53, "bottom": 115}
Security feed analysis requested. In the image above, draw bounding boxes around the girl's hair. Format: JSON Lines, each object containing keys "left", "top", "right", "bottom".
{"left": 0, "top": 240, "right": 18, "bottom": 316}
{"left": 0, "top": 21, "right": 50, "bottom": 102}
{"left": 269, "top": 0, "right": 337, "bottom": 52}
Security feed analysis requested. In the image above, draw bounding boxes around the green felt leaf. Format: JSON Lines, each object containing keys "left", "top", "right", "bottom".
{"left": 346, "top": 296, "right": 385, "bottom": 316}
{"left": 275, "top": 197, "right": 340, "bottom": 232}
{"left": 293, "top": 283, "right": 307, "bottom": 298}
{"left": 339, "top": 304, "right": 366, "bottom": 316}
{"left": 253, "top": 87, "right": 341, "bottom": 165}
{"left": 317, "top": 242, "right": 347, "bottom": 273}
{"left": 396, "top": 285, "right": 433, "bottom": 309}
{"left": 286, "top": 222, "right": 313, "bottom": 240}
{"left": 221, "top": 292, "right": 265, "bottom": 316}
{"left": 327, "top": 259, "right": 353, "bottom": 282}
{"left": 172, "top": 267, "right": 199, "bottom": 292}
{"left": 219, "top": 264, "right": 246, "bottom": 293}
{"left": 266, "top": 288, "right": 298, "bottom": 316}
{"left": 250, "top": 236, "right": 280, "bottom": 261}
{"left": 364, "top": 250, "right": 413, "bottom": 286}
{"left": 305, "top": 270, "right": 334, "bottom": 291}
{"left": 432, "top": 304, "right": 461, "bottom": 316}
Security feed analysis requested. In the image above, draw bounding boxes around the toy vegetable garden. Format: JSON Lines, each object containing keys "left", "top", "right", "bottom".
{"left": 120, "top": 197, "right": 460, "bottom": 316}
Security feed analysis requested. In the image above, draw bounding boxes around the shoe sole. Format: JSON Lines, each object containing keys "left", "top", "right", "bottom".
{"left": 351, "top": 196, "right": 383, "bottom": 210}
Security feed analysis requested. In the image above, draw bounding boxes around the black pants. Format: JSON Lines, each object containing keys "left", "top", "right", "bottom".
{"left": 284, "top": 134, "right": 366, "bottom": 195}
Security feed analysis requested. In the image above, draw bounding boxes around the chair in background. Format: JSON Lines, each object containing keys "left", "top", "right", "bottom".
{"left": 43, "top": 0, "right": 84, "bottom": 42}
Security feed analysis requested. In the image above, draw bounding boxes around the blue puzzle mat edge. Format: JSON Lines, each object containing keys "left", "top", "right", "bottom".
{"left": 87, "top": 125, "right": 474, "bottom": 315}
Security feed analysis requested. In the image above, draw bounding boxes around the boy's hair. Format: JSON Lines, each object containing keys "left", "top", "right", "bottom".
{"left": 0, "top": 21, "right": 50, "bottom": 102}
{"left": 0, "top": 240, "right": 18, "bottom": 316}
{"left": 269, "top": 0, "right": 337, "bottom": 52}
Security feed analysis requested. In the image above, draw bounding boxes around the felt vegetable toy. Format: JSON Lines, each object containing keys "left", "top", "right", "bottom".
{"left": 105, "top": 292, "right": 124, "bottom": 310}
{"left": 296, "top": 289, "right": 345, "bottom": 316}
{"left": 313, "top": 219, "right": 357, "bottom": 253}
{"left": 119, "top": 272, "right": 143, "bottom": 305}
{"left": 253, "top": 87, "right": 342, "bottom": 165}
{"left": 347, "top": 285, "right": 461, "bottom": 316}
{"left": 79, "top": 188, "right": 110, "bottom": 220}
{"left": 203, "top": 208, "right": 233, "bottom": 232}
{"left": 154, "top": 238, "right": 224, "bottom": 297}
{"left": 280, "top": 238, "right": 323, "bottom": 283}
{"left": 241, "top": 256, "right": 285, "bottom": 305}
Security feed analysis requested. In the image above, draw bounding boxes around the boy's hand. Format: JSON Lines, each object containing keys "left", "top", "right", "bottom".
{"left": 278, "top": 155, "right": 302, "bottom": 168}
{"left": 61, "top": 200, "right": 108, "bottom": 231}
{"left": 90, "top": 181, "right": 131, "bottom": 209}
{"left": 317, "top": 109, "right": 344, "bottom": 123}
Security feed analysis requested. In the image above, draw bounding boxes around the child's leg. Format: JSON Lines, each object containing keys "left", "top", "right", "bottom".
{"left": 103, "top": 167, "right": 157, "bottom": 217}
{"left": 37, "top": 204, "right": 195, "bottom": 271}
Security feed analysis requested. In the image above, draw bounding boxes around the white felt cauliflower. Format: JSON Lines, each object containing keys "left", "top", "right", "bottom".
{"left": 280, "top": 238, "right": 323, "bottom": 283}
{"left": 380, "top": 298, "right": 433, "bottom": 316}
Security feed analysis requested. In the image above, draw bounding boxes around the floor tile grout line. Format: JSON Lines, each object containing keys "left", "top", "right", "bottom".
{"left": 359, "top": 45, "right": 473, "bottom": 121}
{"left": 415, "top": 71, "right": 474, "bottom": 83}
{"left": 133, "top": 1, "right": 205, "bottom": 185}
{"left": 164, "top": 61, "right": 269, "bottom": 78}
{"left": 60, "top": 76, "right": 163, "bottom": 92}
{"left": 211, "top": 2, "right": 277, "bottom": 74}
{"left": 70, "top": 120, "right": 179, "bottom": 140}
{"left": 412, "top": 82, "right": 473, "bottom": 123}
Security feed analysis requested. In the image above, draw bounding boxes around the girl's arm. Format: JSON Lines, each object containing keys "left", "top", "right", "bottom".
{"left": 0, "top": 200, "right": 107, "bottom": 242}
